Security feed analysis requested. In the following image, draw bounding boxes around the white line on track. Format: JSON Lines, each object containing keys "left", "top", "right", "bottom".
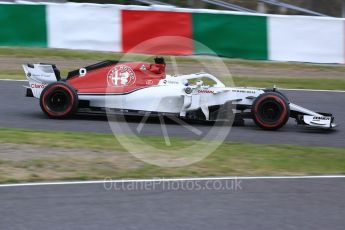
{"left": 280, "top": 88, "right": 345, "bottom": 93}
{"left": 0, "top": 175, "right": 344, "bottom": 188}
{"left": 1, "top": 79, "right": 345, "bottom": 93}
{"left": 0, "top": 79, "right": 27, "bottom": 82}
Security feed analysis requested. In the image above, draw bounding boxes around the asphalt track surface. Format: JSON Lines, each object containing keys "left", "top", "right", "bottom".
{"left": 1, "top": 81, "right": 345, "bottom": 230}
{"left": 0, "top": 177, "right": 344, "bottom": 230}
{"left": 1, "top": 80, "right": 344, "bottom": 147}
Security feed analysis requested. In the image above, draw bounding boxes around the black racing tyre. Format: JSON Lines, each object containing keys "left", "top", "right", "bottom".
{"left": 40, "top": 82, "right": 78, "bottom": 118}
{"left": 263, "top": 89, "right": 289, "bottom": 103}
{"left": 251, "top": 92, "right": 290, "bottom": 130}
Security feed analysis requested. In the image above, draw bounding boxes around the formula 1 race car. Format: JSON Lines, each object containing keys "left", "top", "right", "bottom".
{"left": 23, "top": 57, "right": 336, "bottom": 130}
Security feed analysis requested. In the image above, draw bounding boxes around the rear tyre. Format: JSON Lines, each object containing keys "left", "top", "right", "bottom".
{"left": 251, "top": 92, "right": 290, "bottom": 130}
{"left": 40, "top": 82, "right": 78, "bottom": 118}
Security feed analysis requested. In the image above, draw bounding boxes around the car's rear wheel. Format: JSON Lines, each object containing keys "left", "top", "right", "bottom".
{"left": 251, "top": 92, "right": 290, "bottom": 130}
{"left": 40, "top": 82, "right": 78, "bottom": 118}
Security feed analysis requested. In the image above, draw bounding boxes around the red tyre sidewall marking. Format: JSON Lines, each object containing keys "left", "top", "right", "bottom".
{"left": 42, "top": 85, "right": 75, "bottom": 117}
{"left": 254, "top": 95, "right": 288, "bottom": 128}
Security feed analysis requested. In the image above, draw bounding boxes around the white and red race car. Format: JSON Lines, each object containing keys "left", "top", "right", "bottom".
{"left": 23, "top": 57, "right": 336, "bottom": 130}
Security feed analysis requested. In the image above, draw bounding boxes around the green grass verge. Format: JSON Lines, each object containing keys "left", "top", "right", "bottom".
{"left": 1, "top": 47, "right": 345, "bottom": 90}
{"left": 2, "top": 47, "right": 345, "bottom": 71}
{"left": 231, "top": 76, "right": 345, "bottom": 90}
{"left": 0, "top": 70, "right": 27, "bottom": 80}
{"left": 0, "top": 47, "right": 127, "bottom": 60}
{"left": 0, "top": 128, "right": 344, "bottom": 183}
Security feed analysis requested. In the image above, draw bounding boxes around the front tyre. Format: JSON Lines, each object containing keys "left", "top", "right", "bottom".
{"left": 251, "top": 92, "right": 290, "bottom": 130}
{"left": 40, "top": 82, "right": 78, "bottom": 118}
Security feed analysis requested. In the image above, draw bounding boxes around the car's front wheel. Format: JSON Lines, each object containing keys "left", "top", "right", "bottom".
{"left": 251, "top": 92, "right": 290, "bottom": 130}
{"left": 40, "top": 82, "right": 78, "bottom": 118}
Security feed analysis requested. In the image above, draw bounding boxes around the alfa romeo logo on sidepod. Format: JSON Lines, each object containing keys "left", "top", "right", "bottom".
{"left": 107, "top": 65, "right": 136, "bottom": 87}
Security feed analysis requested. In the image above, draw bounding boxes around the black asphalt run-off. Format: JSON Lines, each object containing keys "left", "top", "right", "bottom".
{"left": 0, "top": 178, "right": 344, "bottom": 230}
{"left": 0, "top": 80, "right": 344, "bottom": 147}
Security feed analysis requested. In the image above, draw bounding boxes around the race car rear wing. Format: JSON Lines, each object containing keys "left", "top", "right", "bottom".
{"left": 23, "top": 64, "right": 60, "bottom": 98}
